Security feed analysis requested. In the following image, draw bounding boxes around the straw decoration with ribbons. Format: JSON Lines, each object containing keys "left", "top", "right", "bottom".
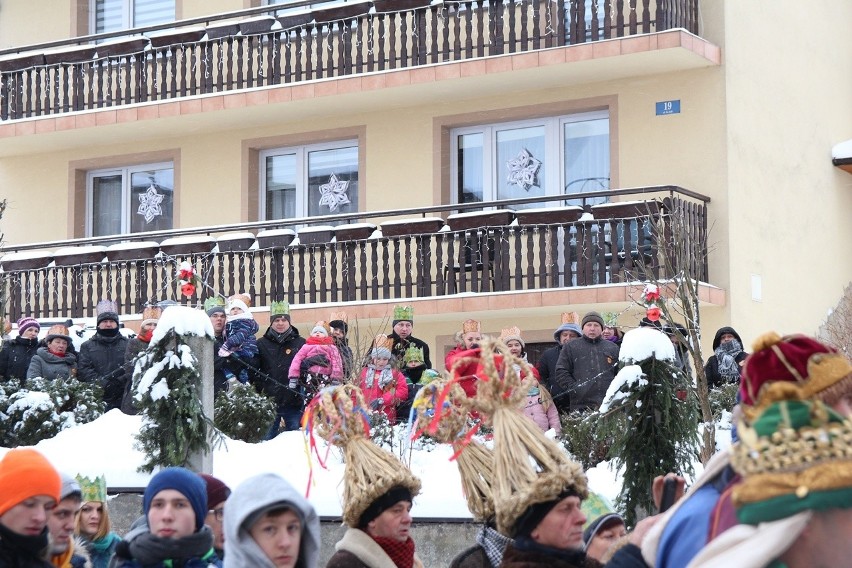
{"left": 470, "top": 339, "right": 588, "bottom": 536}
{"left": 410, "top": 379, "right": 496, "bottom": 521}
{"left": 304, "top": 384, "right": 421, "bottom": 528}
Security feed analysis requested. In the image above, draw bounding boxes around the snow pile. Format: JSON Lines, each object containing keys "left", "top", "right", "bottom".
{"left": 618, "top": 326, "right": 676, "bottom": 363}
{"left": 150, "top": 305, "right": 214, "bottom": 343}
{"left": 599, "top": 364, "right": 647, "bottom": 413}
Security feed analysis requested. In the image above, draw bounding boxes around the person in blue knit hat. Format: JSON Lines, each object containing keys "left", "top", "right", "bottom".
{"left": 110, "top": 467, "right": 222, "bottom": 567}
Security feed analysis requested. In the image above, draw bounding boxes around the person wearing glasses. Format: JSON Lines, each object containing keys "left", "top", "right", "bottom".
{"left": 200, "top": 474, "right": 231, "bottom": 560}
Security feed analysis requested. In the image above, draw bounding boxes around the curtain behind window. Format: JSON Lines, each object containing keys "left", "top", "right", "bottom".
{"left": 95, "top": 0, "right": 174, "bottom": 33}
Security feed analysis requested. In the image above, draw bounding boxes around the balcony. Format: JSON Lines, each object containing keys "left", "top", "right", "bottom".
{"left": 0, "top": 186, "right": 709, "bottom": 321}
{"left": 0, "top": 0, "right": 700, "bottom": 121}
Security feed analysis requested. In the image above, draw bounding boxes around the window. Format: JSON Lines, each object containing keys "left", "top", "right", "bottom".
{"left": 451, "top": 111, "right": 610, "bottom": 209}
{"left": 92, "top": 0, "right": 174, "bottom": 34}
{"left": 260, "top": 141, "right": 359, "bottom": 222}
{"left": 87, "top": 163, "right": 174, "bottom": 237}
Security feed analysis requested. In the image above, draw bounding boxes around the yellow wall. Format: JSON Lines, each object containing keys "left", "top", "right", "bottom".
{"left": 0, "top": 0, "right": 73, "bottom": 49}
{"left": 720, "top": 0, "right": 852, "bottom": 342}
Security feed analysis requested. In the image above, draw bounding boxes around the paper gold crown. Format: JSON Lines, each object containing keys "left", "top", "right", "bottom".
{"left": 373, "top": 334, "right": 394, "bottom": 351}
{"left": 561, "top": 312, "right": 580, "bottom": 325}
{"left": 329, "top": 311, "right": 348, "bottom": 323}
{"left": 462, "top": 319, "right": 481, "bottom": 334}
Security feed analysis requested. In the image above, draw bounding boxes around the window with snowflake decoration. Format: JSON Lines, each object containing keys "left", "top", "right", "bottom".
{"left": 451, "top": 110, "right": 609, "bottom": 210}
{"left": 92, "top": 0, "right": 174, "bottom": 34}
{"left": 261, "top": 141, "right": 358, "bottom": 223}
{"left": 87, "top": 162, "right": 174, "bottom": 237}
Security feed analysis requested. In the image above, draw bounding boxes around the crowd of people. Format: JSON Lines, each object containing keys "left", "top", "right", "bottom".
{"left": 2, "top": 297, "right": 850, "bottom": 568}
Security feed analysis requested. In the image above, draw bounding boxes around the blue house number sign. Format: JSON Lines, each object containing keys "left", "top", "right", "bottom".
{"left": 656, "top": 100, "right": 681, "bottom": 115}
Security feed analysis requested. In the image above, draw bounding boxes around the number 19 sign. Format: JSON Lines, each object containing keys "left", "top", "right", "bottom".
{"left": 656, "top": 100, "right": 681, "bottom": 115}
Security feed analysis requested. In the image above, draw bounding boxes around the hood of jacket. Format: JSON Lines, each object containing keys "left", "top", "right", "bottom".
{"left": 35, "top": 346, "right": 78, "bottom": 365}
{"left": 223, "top": 473, "right": 320, "bottom": 568}
{"left": 712, "top": 326, "right": 743, "bottom": 351}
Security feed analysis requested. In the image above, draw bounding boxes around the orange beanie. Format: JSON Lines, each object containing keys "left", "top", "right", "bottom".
{"left": 0, "top": 449, "right": 61, "bottom": 516}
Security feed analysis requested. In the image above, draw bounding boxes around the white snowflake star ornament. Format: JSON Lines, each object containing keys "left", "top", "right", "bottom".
{"left": 506, "top": 148, "right": 542, "bottom": 191}
{"left": 318, "top": 173, "right": 351, "bottom": 212}
{"left": 137, "top": 184, "right": 165, "bottom": 223}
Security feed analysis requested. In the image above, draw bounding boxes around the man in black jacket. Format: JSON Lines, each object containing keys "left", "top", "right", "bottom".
{"left": 537, "top": 316, "right": 582, "bottom": 411}
{"left": 256, "top": 302, "right": 306, "bottom": 439}
{"left": 389, "top": 305, "right": 432, "bottom": 371}
{"left": 554, "top": 311, "right": 619, "bottom": 413}
{"left": 78, "top": 304, "right": 128, "bottom": 411}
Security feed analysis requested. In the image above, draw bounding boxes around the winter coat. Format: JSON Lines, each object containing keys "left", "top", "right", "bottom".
{"left": 212, "top": 333, "right": 228, "bottom": 395}
{"left": 358, "top": 366, "right": 409, "bottom": 423}
{"left": 80, "top": 533, "right": 121, "bottom": 568}
{"left": 256, "top": 326, "right": 306, "bottom": 409}
{"left": 390, "top": 333, "right": 432, "bottom": 370}
{"left": 444, "top": 345, "right": 468, "bottom": 373}
{"left": 26, "top": 347, "right": 77, "bottom": 381}
{"left": 0, "top": 336, "right": 40, "bottom": 383}
{"left": 498, "top": 538, "right": 602, "bottom": 568}
{"left": 0, "top": 523, "right": 54, "bottom": 568}
{"left": 554, "top": 336, "right": 619, "bottom": 413}
{"left": 222, "top": 473, "right": 320, "bottom": 568}
{"left": 288, "top": 338, "right": 343, "bottom": 380}
{"left": 222, "top": 316, "right": 259, "bottom": 358}
{"left": 325, "top": 528, "right": 424, "bottom": 568}
{"left": 108, "top": 526, "right": 221, "bottom": 568}
{"left": 703, "top": 327, "right": 747, "bottom": 388}
{"left": 450, "top": 525, "right": 513, "bottom": 568}
{"left": 602, "top": 544, "right": 648, "bottom": 568}
{"left": 78, "top": 332, "right": 129, "bottom": 411}
{"left": 521, "top": 387, "right": 561, "bottom": 434}
{"left": 335, "top": 338, "right": 355, "bottom": 379}
{"left": 50, "top": 536, "right": 94, "bottom": 568}
{"left": 536, "top": 345, "right": 571, "bottom": 411}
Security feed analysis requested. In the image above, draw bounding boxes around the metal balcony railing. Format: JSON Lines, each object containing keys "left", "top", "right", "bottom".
{"left": 0, "top": 186, "right": 709, "bottom": 320}
{"left": 0, "top": 0, "right": 699, "bottom": 121}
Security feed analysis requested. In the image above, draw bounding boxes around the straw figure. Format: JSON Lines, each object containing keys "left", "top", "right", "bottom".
{"left": 469, "top": 339, "right": 588, "bottom": 537}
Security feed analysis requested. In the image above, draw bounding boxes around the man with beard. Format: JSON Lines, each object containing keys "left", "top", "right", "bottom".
{"left": 256, "top": 300, "right": 306, "bottom": 438}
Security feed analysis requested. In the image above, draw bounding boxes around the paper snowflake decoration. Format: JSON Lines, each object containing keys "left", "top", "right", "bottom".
{"left": 318, "top": 173, "right": 351, "bottom": 212}
{"left": 137, "top": 184, "right": 165, "bottom": 223}
{"left": 506, "top": 148, "right": 542, "bottom": 191}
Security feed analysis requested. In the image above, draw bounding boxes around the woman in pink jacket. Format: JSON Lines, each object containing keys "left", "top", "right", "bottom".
{"left": 358, "top": 334, "right": 409, "bottom": 423}
{"left": 287, "top": 322, "right": 344, "bottom": 392}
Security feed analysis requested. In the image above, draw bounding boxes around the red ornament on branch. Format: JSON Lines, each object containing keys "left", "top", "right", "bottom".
{"left": 646, "top": 306, "right": 661, "bottom": 322}
{"left": 178, "top": 261, "right": 199, "bottom": 298}
{"left": 181, "top": 282, "right": 196, "bottom": 297}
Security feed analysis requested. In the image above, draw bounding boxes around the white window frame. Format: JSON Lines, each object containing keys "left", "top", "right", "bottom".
{"left": 450, "top": 109, "right": 609, "bottom": 206}
{"left": 90, "top": 0, "right": 175, "bottom": 34}
{"left": 85, "top": 161, "right": 174, "bottom": 237}
{"left": 259, "top": 139, "right": 359, "bottom": 221}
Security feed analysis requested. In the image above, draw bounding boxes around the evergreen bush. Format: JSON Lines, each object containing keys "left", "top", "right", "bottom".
{"left": 214, "top": 383, "right": 276, "bottom": 443}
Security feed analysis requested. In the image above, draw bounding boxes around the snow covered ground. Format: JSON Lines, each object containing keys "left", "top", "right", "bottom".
{"left": 0, "top": 406, "right": 729, "bottom": 520}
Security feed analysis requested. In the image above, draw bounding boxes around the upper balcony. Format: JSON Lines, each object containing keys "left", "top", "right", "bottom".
{"left": 0, "top": 185, "right": 714, "bottom": 321}
{"left": 0, "top": 0, "right": 707, "bottom": 122}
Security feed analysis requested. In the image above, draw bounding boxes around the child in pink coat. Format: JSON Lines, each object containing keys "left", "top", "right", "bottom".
{"left": 288, "top": 322, "right": 344, "bottom": 392}
{"left": 358, "top": 334, "right": 409, "bottom": 424}
{"left": 522, "top": 381, "right": 562, "bottom": 434}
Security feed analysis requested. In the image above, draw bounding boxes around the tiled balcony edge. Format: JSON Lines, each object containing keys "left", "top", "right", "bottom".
{"left": 256, "top": 282, "right": 726, "bottom": 328}
{"left": 0, "top": 30, "right": 720, "bottom": 139}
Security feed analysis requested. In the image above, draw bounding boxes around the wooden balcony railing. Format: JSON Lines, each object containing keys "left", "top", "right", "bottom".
{"left": 0, "top": 0, "right": 699, "bottom": 121}
{"left": 0, "top": 186, "right": 709, "bottom": 321}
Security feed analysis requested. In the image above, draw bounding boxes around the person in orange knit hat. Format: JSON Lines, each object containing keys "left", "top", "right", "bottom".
{"left": 0, "top": 448, "right": 62, "bottom": 567}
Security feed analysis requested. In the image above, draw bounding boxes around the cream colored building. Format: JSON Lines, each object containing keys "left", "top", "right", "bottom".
{"left": 0, "top": 0, "right": 849, "bottom": 363}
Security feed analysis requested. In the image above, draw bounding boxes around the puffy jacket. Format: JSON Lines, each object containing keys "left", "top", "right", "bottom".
{"left": 287, "top": 338, "right": 343, "bottom": 380}
{"left": 78, "top": 332, "right": 129, "bottom": 411}
{"left": 554, "top": 335, "right": 620, "bottom": 413}
{"left": 256, "top": 326, "right": 306, "bottom": 409}
{"left": 522, "top": 391, "right": 561, "bottom": 434}
{"left": 358, "top": 366, "right": 409, "bottom": 423}
{"left": 26, "top": 347, "right": 77, "bottom": 381}
{"left": 0, "top": 336, "right": 40, "bottom": 383}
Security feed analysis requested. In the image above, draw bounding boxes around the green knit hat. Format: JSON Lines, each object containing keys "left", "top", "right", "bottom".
{"left": 731, "top": 399, "right": 852, "bottom": 525}
{"left": 76, "top": 474, "right": 108, "bottom": 503}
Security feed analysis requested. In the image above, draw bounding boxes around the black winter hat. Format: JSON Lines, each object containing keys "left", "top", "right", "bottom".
{"left": 329, "top": 320, "right": 348, "bottom": 334}
{"left": 581, "top": 311, "right": 605, "bottom": 328}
